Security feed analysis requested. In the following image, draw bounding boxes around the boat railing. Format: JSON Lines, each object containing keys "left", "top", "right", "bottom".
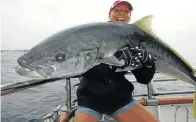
{"left": 64, "top": 74, "right": 195, "bottom": 110}
{"left": 42, "top": 76, "right": 195, "bottom": 121}
{"left": 1, "top": 71, "right": 195, "bottom": 108}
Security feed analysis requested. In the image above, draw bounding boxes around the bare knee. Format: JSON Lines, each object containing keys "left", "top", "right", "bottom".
{"left": 114, "top": 101, "right": 160, "bottom": 122}
{"left": 73, "top": 113, "right": 99, "bottom": 122}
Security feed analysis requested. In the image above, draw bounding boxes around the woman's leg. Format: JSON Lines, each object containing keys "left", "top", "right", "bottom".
{"left": 73, "top": 113, "right": 99, "bottom": 122}
{"left": 112, "top": 99, "right": 160, "bottom": 122}
{"left": 73, "top": 106, "right": 102, "bottom": 122}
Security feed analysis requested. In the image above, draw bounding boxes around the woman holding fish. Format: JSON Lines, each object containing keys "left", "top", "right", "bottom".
{"left": 58, "top": 0, "right": 159, "bottom": 122}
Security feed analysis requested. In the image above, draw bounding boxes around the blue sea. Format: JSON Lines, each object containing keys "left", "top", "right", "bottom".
{"left": 1, "top": 50, "right": 195, "bottom": 122}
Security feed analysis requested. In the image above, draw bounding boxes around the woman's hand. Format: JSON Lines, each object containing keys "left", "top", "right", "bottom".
{"left": 114, "top": 45, "right": 154, "bottom": 68}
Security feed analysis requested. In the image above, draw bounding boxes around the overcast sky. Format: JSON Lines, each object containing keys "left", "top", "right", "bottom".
{"left": 1, "top": 0, "right": 196, "bottom": 67}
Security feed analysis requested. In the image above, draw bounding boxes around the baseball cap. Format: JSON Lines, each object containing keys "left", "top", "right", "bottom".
{"left": 110, "top": 0, "right": 133, "bottom": 12}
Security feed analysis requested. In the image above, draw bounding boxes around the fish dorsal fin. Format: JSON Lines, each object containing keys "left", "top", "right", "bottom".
{"left": 133, "top": 15, "right": 195, "bottom": 74}
{"left": 133, "top": 15, "right": 158, "bottom": 39}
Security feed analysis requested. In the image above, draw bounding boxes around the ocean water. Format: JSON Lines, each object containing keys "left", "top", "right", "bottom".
{"left": 1, "top": 50, "right": 195, "bottom": 122}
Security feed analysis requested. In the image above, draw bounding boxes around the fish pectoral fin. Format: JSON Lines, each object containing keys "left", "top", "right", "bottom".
{"left": 98, "top": 56, "right": 124, "bottom": 66}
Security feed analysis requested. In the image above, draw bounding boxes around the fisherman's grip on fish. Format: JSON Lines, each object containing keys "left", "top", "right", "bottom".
{"left": 113, "top": 44, "right": 154, "bottom": 72}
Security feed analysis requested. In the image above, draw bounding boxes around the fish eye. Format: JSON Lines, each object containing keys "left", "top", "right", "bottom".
{"left": 55, "top": 53, "right": 66, "bottom": 62}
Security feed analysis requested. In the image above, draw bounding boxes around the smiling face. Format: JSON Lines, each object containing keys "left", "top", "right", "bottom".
{"left": 109, "top": 3, "right": 131, "bottom": 23}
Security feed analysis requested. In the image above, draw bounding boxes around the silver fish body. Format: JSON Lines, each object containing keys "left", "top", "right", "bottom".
{"left": 15, "top": 15, "right": 196, "bottom": 86}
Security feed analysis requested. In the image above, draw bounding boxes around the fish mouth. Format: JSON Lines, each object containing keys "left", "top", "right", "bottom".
{"left": 15, "top": 64, "right": 56, "bottom": 79}
{"left": 15, "top": 65, "right": 45, "bottom": 79}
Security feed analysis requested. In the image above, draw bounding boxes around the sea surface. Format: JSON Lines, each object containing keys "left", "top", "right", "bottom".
{"left": 1, "top": 50, "right": 196, "bottom": 122}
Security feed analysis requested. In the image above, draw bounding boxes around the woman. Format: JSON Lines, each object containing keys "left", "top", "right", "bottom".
{"left": 59, "top": 1, "right": 159, "bottom": 122}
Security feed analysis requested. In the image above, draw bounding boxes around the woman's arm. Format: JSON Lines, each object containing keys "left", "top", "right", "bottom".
{"left": 132, "top": 63, "right": 156, "bottom": 84}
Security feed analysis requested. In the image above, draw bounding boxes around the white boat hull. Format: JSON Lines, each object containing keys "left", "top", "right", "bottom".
{"left": 147, "top": 104, "right": 194, "bottom": 122}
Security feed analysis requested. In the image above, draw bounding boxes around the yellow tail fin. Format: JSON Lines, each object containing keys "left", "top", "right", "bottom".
{"left": 193, "top": 91, "right": 196, "bottom": 118}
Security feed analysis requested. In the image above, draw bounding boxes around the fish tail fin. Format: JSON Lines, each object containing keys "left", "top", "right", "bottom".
{"left": 193, "top": 91, "right": 196, "bottom": 118}
{"left": 133, "top": 15, "right": 195, "bottom": 74}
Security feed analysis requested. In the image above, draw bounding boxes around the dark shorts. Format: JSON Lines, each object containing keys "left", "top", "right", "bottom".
{"left": 75, "top": 99, "right": 138, "bottom": 119}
